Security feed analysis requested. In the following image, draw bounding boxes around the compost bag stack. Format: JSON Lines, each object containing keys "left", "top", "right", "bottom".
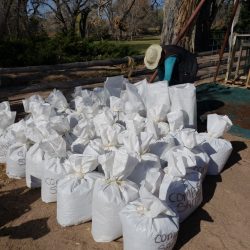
{"left": 1, "top": 76, "right": 234, "bottom": 250}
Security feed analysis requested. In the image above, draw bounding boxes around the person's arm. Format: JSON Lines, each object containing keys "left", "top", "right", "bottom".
{"left": 149, "top": 69, "right": 158, "bottom": 83}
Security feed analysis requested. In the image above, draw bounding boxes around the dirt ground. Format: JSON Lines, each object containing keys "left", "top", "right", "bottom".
{"left": 0, "top": 133, "right": 250, "bottom": 250}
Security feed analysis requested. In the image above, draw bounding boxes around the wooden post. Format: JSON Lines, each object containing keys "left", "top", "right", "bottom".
{"left": 213, "top": 0, "right": 240, "bottom": 82}
{"left": 225, "top": 33, "right": 238, "bottom": 83}
{"left": 234, "top": 44, "right": 243, "bottom": 80}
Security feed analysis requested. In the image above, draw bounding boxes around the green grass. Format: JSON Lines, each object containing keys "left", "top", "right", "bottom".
{"left": 106, "top": 36, "right": 161, "bottom": 55}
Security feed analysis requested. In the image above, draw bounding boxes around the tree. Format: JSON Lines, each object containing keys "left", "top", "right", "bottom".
{"left": 0, "top": 0, "right": 15, "bottom": 38}
{"left": 195, "top": 0, "right": 226, "bottom": 52}
{"left": 161, "top": 0, "right": 197, "bottom": 51}
{"left": 0, "top": 0, "right": 44, "bottom": 40}
{"left": 161, "top": 0, "right": 234, "bottom": 52}
{"left": 39, "top": 0, "right": 112, "bottom": 37}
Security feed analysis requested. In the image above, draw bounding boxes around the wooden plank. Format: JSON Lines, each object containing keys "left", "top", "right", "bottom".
{"left": 0, "top": 56, "right": 144, "bottom": 74}
{"left": 234, "top": 45, "right": 243, "bottom": 80}
{"left": 0, "top": 50, "right": 230, "bottom": 75}
{"left": 0, "top": 69, "right": 151, "bottom": 100}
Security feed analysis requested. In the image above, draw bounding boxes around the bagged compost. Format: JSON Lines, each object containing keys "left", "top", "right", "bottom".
{"left": 6, "top": 120, "right": 28, "bottom": 178}
{"left": 104, "top": 75, "right": 126, "bottom": 97}
{"left": 6, "top": 143, "right": 27, "bottom": 179}
{"left": 172, "top": 129, "right": 210, "bottom": 180}
{"left": 46, "top": 89, "right": 68, "bottom": 113}
{"left": 0, "top": 132, "right": 13, "bottom": 163}
{"left": 149, "top": 135, "right": 177, "bottom": 166}
{"left": 121, "top": 83, "right": 146, "bottom": 116}
{"left": 146, "top": 119, "right": 170, "bottom": 140}
{"left": 91, "top": 149, "right": 139, "bottom": 242}
{"left": 26, "top": 143, "right": 45, "bottom": 188}
{"left": 40, "top": 134, "right": 71, "bottom": 203}
{"left": 122, "top": 129, "right": 162, "bottom": 185}
{"left": 169, "top": 83, "right": 197, "bottom": 129}
{"left": 199, "top": 114, "right": 233, "bottom": 175}
{"left": 144, "top": 81, "right": 171, "bottom": 122}
{"left": 41, "top": 155, "right": 72, "bottom": 203}
{"left": 167, "top": 110, "right": 185, "bottom": 132}
{"left": 57, "top": 154, "right": 103, "bottom": 227}
{"left": 22, "top": 94, "right": 44, "bottom": 113}
{"left": 0, "top": 101, "right": 16, "bottom": 136}
{"left": 120, "top": 186, "right": 179, "bottom": 250}
{"left": 159, "top": 150, "right": 202, "bottom": 222}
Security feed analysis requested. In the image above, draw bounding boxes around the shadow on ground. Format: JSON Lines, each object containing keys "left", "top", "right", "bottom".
{"left": 0, "top": 187, "right": 41, "bottom": 227}
{"left": 175, "top": 138, "right": 247, "bottom": 249}
{"left": 222, "top": 140, "right": 247, "bottom": 172}
{"left": 174, "top": 175, "right": 221, "bottom": 249}
{"left": 0, "top": 218, "right": 50, "bottom": 240}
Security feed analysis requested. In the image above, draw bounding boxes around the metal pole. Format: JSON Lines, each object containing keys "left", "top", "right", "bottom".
{"left": 213, "top": 0, "right": 240, "bottom": 82}
{"left": 173, "top": 0, "right": 206, "bottom": 45}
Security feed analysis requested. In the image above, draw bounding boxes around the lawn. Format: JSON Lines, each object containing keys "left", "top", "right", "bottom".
{"left": 107, "top": 36, "right": 161, "bottom": 55}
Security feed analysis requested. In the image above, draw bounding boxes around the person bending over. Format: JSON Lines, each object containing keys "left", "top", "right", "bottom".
{"left": 144, "top": 44, "right": 198, "bottom": 85}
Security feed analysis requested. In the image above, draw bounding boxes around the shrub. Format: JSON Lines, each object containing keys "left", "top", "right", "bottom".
{"left": 0, "top": 35, "right": 138, "bottom": 67}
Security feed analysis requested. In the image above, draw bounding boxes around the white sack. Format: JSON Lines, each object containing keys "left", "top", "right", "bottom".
{"left": 146, "top": 119, "right": 170, "bottom": 140}
{"left": 50, "top": 115, "right": 70, "bottom": 135}
{"left": 22, "top": 95, "right": 44, "bottom": 113}
{"left": 91, "top": 149, "right": 139, "bottom": 242}
{"left": 0, "top": 132, "right": 13, "bottom": 163}
{"left": 30, "top": 102, "right": 53, "bottom": 123}
{"left": 99, "top": 124, "right": 124, "bottom": 151}
{"left": 141, "top": 165, "right": 164, "bottom": 197}
{"left": 122, "top": 82, "right": 146, "bottom": 116}
{"left": 92, "top": 87, "right": 109, "bottom": 107}
{"left": 167, "top": 110, "right": 185, "bottom": 132}
{"left": 145, "top": 81, "right": 171, "bottom": 122}
{"left": 46, "top": 89, "right": 68, "bottom": 113}
{"left": 83, "top": 139, "right": 105, "bottom": 156}
{"left": 41, "top": 156, "right": 72, "bottom": 203}
{"left": 93, "top": 109, "right": 114, "bottom": 136}
{"left": 120, "top": 187, "right": 179, "bottom": 250}
{"left": 104, "top": 75, "right": 126, "bottom": 97}
{"left": 0, "top": 119, "right": 26, "bottom": 163}
{"left": 0, "top": 101, "right": 16, "bottom": 135}
{"left": 169, "top": 83, "right": 197, "bottom": 129}
{"left": 40, "top": 134, "right": 67, "bottom": 158}
{"left": 169, "top": 145, "right": 209, "bottom": 180}
{"left": 65, "top": 109, "right": 81, "bottom": 129}
{"left": 171, "top": 129, "right": 209, "bottom": 179}
{"left": 149, "top": 135, "right": 177, "bottom": 165}
{"left": 26, "top": 143, "right": 45, "bottom": 188}
{"left": 159, "top": 153, "right": 202, "bottom": 222}
{"left": 6, "top": 143, "right": 27, "bottom": 179}
{"left": 74, "top": 95, "right": 99, "bottom": 119}
{"left": 200, "top": 114, "right": 233, "bottom": 175}
{"left": 57, "top": 154, "right": 103, "bottom": 227}
{"left": 124, "top": 114, "right": 145, "bottom": 135}
{"left": 128, "top": 153, "right": 161, "bottom": 186}
{"left": 122, "top": 131, "right": 161, "bottom": 185}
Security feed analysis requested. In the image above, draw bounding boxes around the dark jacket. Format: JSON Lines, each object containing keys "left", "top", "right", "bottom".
{"left": 160, "top": 45, "right": 198, "bottom": 85}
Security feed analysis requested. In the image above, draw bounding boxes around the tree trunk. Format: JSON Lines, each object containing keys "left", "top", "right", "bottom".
{"left": 0, "top": 0, "right": 14, "bottom": 39}
{"left": 161, "top": 0, "right": 197, "bottom": 51}
{"left": 80, "top": 8, "right": 91, "bottom": 38}
{"left": 195, "top": 0, "right": 224, "bottom": 52}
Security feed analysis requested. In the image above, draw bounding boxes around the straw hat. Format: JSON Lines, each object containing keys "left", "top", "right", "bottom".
{"left": 144, "top": 44, "right": 162, "bottom": 70}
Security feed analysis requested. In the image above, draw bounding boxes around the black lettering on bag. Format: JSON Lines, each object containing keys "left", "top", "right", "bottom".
{"left": 17, "top": 150, "right": 24, "bottom": 157}
{"left": 18, "top": 158, "right": 25, "bottom": 166}
{"left": 169, "top": 193, "right": 185, "bottom": 202}
{"left": 45, "top": 178, "right": 58, "bottom": 194}
{"left": 155, "top": 234, "right": 167, "bottom": 243}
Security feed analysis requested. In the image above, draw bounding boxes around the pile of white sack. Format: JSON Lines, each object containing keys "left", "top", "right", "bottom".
{"left": 0, "top": 76, "right": 233, "bottom": 250}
